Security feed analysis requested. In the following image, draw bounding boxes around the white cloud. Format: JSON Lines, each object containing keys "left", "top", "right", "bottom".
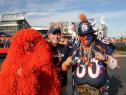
{"left": 25, "top": 0, "right": 81, "bottom": 13}
{"left": 26, "top": 9, "right": 126, "bottom": 25}
{"left": 26, "top": 10, "right": 82, "bottom": 26}
{"left": 0, "top": 0, "right": 17, "bottom": 6}
{"left": 91, "top": 10, "right": 126, "bottom": 19}
{"left": 0, "top": 0, "right": 16, "bottom": 4}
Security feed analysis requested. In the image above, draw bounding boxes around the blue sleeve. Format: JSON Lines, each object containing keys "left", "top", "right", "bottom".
{"left": 96, "top": 39, "right": 115, "bottom": 55}
{"left": 104, "top": 43, "right": 115, "bottom": 55}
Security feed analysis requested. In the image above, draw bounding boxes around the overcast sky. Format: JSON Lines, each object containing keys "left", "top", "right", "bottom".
{"left": 0, "top": 0, "right": 126, "bottom": 37}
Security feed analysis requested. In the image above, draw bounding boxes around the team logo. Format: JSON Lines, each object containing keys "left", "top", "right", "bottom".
{"left": 81, "top": 23, "right": 88, "bottom": 32}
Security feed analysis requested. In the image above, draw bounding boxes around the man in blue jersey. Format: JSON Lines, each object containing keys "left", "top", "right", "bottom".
{"left": 62, "top": 13, "right": 118, "bottom": 95}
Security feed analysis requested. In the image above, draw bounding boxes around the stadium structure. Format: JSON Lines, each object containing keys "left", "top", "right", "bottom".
{"left": 0, "top": 13, "right": 31, "bottom": 59}
{"left": 0, "top": 13, "right": 31, "bottom": 36}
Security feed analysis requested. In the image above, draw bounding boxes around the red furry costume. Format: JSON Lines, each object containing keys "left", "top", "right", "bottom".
{"left": 0, "top": 29, "right": 60, "bottom": 95}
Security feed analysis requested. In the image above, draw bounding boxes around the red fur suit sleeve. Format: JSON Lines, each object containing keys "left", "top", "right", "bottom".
{"left": 0, "top": 29, "right": 60, "bottom": 95}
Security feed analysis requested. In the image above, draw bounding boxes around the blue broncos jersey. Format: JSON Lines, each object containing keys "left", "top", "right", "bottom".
{"left": 72, "top": 39, "right": 115, "bottom": 88}
{"left": 51, "top": 44, "right": 70, "bottom": 87}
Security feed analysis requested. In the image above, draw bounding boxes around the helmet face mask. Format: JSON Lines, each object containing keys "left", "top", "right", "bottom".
{"left": 78, "top": 13, "right": 96, "bottom": 46}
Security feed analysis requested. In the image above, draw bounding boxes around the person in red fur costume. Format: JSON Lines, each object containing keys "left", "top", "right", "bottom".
{"left": 0, "top": 28, "right": 60, "bottom": 95}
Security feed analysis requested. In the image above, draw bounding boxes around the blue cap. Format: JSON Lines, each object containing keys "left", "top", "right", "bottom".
{"left": 78, "top": 22, "right": 95, "bottom": 35}
{"left": 48, "top": 28, "right": 61, "bottom": 34}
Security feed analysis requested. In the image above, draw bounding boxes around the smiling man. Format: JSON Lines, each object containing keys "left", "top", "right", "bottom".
{"left": 47, "top": 27, "right": 72, "bottom": 95}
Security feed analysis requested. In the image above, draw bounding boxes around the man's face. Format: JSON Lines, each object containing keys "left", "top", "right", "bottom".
{"left": 79, "top": 35, "right": 88, "bottom": 46}
{"left": 48, "top": 33, "right": 61, "bottom": 45}
{"left": 79, "top": 35, "right": 94, "bottom": 47}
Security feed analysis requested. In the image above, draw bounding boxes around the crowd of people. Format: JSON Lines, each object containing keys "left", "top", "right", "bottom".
{"left": 0, "top": 13, "right": 118, "bottom": 95}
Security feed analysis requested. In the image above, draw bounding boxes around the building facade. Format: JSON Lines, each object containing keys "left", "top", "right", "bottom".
{"left": 0, "top": 13, "right": 31, "bottom": 36}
